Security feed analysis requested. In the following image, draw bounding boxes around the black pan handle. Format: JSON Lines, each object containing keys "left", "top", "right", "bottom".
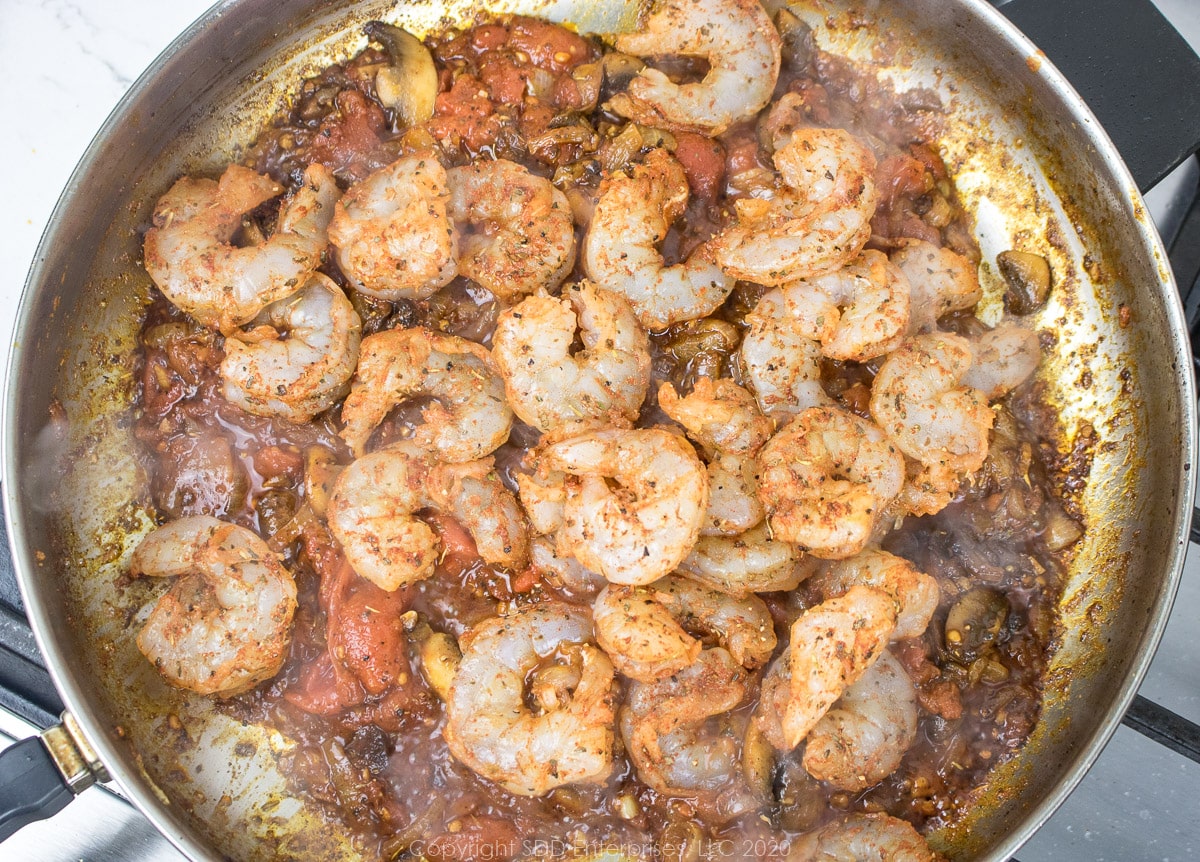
{"left": 0, "top": 736, "right": 73, "bottom": 841}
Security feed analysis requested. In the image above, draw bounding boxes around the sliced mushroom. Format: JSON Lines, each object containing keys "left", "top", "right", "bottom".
{"left": 998, "top": 250, "right": 1052, "bottom": 314}
{"left": 945, "top": 586, "right": 1010, "bottom": 662}
{"left": 776, "top": 7, "right": 816, "bottom": 70}
{"left": 364, "top": 21, "right": 438, "bottom": 128}
{"left": 599, "top": 52, "right": 646, "bottom": 103}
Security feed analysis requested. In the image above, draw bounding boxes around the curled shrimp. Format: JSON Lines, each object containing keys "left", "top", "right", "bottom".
{"left": 891, "top": 240, "right": 982, "bottom": 333}
{"left": 540, "top": 428, "right": 709, "bottom": 586}
{"left": 802, "top": 650, "right": 918, "bottom": 792}
{"left": 607, "top": 0, "right": 780, "bottom": 136}
{"left": 339, "top": 328, "right": 512, "bottom": 461}
{"left": 130, "top": 516, "right": 297, "bottom": 697}
{"left": 327, "top": 446, "right": 528, "bottom": 591}
{"left": 962, "top": 321, "right": 1041, "bottom": 399}
{"left": 446, "top": 159, "right": 576, "bottom": 301}
{"left": 444, "top": 602, "right": 617, "bottom": 796}
{"left": 327, "top": 151, "right": 458, "bottom": 300}
{"left": 593, "top": 574, "right": 776, "bottom": 682}
{"left": 220, "top": 273, "right": 361, "bottom": 423}
{"left": 789, "top": 813, "right": 938, "bottom": 862}
{"left": 583, "top": 149, "right": 734, "bottom": 328}
{"left": 811, "top": 549, "right": 939, "bottom": 641}
{"left": 712, "top": 128, "right": 877, "bottom": 286}
{"left": 756, "top": 407, "right": 904, "bottom": 559}
{"left": 143, "top": 163, "right": 337, "bottom": 332}
{"left": 529, "top": 536, "right": 606, "bottom": 600}
{"left": 678, "top": 523, "right": 809, "bottom": 597}
{"left": 869, "top": 333, "right": 993, "bottom": 474}
{"left": 492, "top": 282, "right": 650, "bottom": 435}
{"left": 781, "top": 250, "right": 911, "bottom": 361}
{"left": 755, "top": 585, "right": 897, "bottom": 750}
{"left": 740, "top": 289, "right": 831, "bottom": 419}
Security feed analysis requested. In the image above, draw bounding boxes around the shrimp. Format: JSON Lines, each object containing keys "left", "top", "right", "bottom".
{"left": 539, "top": 428, "right": 709, "bottom": 586}
{"left": 802, "top": 650, "right": 918, "bottom": 792}
{"left": 810, "top": 549, "right": 939, "bottom": 640}
{"left": 443, "top": 602, "right": 617, "bottom": 796}
{"left": 678, "top": 523, "right": 810, "bottom": 597}
{"left": 756, "top": 407, "right": 904, "bottom": 559}
{"left": 530, "top": 536, "right": 606, "bottom": 599}
{"left": 606, "top": 0, "right": 780, "bottom": 136}
{"left": 220, "top": 273, "right": 361, "bottom": 423}
{"left": 143, "top": 163, "right": 337, "bottom": 332}
{"left": 712, "top": 128, "right": 877, "bottom": 286}
{"left": 492, "top": 282, "right": 650, "bottom": 435}
{"left": 446, "top": 159, "right": 576, "bottom": 301}
{"left": 620, "top": 647, "right": 749, "bottom": 795}
{"left": 961, "top": 322, "right": 1041, "bottom": 399}
{"left": 583, "top": 148, "right": 734, "bottom": 328}
{"left": 327, "top": 446, "right": 528, "bottom": 591}
{"left": 780, "top": 250, "right": 911, "bottom": 362}
{"left": 755, "top": 585, "right": 897, "bottom": 750}
{"left": 516, "top": 464, "right": 568, "bottom": 536}
{"left": 327, "top": 151, "right": 458, "bottom": 301}
{"left": 789, "top": 813, "right": 938, "bottom": 862}
{"left": 739, "top": 290, "right": 831, "bottom": 419}
{"left": 592, "top": 574, "right": 775, "bottom": 682}
{"left": 891, "top": 240, "right": 982, "bottom": 333}
{"left": 869, "top": 333, "right": 993, "bottom": 474}
{"left": 339, "top": 328, "right": 512, "bottom": 461}
{"left": 130, "top": 516, "right": 297, "bottom": 697}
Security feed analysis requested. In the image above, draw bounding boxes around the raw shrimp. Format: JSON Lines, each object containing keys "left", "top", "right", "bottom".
{"left": 583, "top": 148, "right": 734, "bottom": 328}
{"left": 891, "top": 240, "right": 982, "bottom": 333}
{"left": 608, "top": 0, "right": 779, "bottom": 135}
{"left": 143, "top": 163, "right": 337, "bottom": 332}
{"left": 739, "top": 290, "right": 831, "bottom": 419}
{"left": 781, "top": 249, "right": 911, "bottom": 362}
{"left": 712, "top": 128, "right": 877, "bottom": 286}
{"left": 789, "top": 813, "right": 937, "bottom": 862}
{"left": 220, "top": 273, "right": 361, "bottom": 423}
{"left": 869, "top": 333, "right": 993, "bottom": 474}
{"left": 516, "top": 464, "right": 568, "bottom": 535}
{"left": 802, "top": 650, "right": 918, "bottom": 792}
{"left": 529, "top": 536, "right": 606, "bottom": 599}
{"left": 755, "top": 585, "right": 897, "bottom": 750}
{"left": 130, "top": 516, "right": 297, "bottom": 697}
{"left": 592, "top": 574, "right": 775, "bottom": 682}
{"left": 444, "top": 602, "right": 617, "bottom": 796}
{"left": 756, "top": 407, "right": 904, "bottom": 559}
{"left": 962, "top": 321, "right": 1041, "bottom": 399}
{"left": 446, "top": 159, "right": 576, "bottom": 301}
{"left": 339, "top": 328, "right": 512, "bottom": 461}
{"left": 327, "top": 151, "right": 458, "bottom": 300}
{"left": 810, "top": 549, "right": 939, "bottom": 640}
{"left": 678, "top": 523, "right": 809, "bottom": 597}
{"left": 327, "top": 446, "right": 528, "bottom": 591}
{"left": 492, "top": 282, "right": 650, "bottom": 435}
{"left": 540, "top": 428, "right": 709, "bottom": 586}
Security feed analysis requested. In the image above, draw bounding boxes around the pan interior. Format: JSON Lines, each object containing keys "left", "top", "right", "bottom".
{"left": 4, "top": 1, "right": 1191, "bottom": 860}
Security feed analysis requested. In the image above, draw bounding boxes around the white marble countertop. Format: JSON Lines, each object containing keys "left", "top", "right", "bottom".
{"left": 0, "top": 1, "right": 1197, "bottom": 860}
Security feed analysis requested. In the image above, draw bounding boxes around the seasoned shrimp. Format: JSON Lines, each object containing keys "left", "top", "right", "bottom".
{"left": 607, "top": 0, "right": 780, "bottom": 136}
{"left": 327, "top": 151, "right": 458, "bottom": 300}
{"left": 962, "top": 321, "right": 1041, "bottom": 399}
{"left": 530, "top": 536, "right": 606, "bottom": 599}
{"left": 516, "top": 464, "right": 568, "bottom": 535}
{"left": 593, "top": 574, "right": 776, "bottom": 682}
{"left": 810, "top": 549, "right": 939, "bottom": 640}
{"left": 756, "top": 407, "right": 904, "bottom": 559}
{"left": 540, "top": 428, "right": 709, "bottom": 586}
{"left": 755, "top": 585, "right": 897, "bottom": 750}
{"left": 492, "top": 282, "right": 650, "bottom": 435}
{"left": 444, "top": 602, "right": 617, "bottom": 795}
{"left": 712, "top": 128, "right": 877, "bottom": 286}
{"left": 220, "top": 273, "right": 361, "bottom": 423}
{"left": 340, "top": 328, "right": 511, "bottom": 461}
{"left": 130, "top": 516, "right": 297, "bottom": 697}
{"left": 869, "top": 333, "right": 993, "bottom": 474}
{"left": 789, "top": 813, "right": 938, "bottom": 862}
{"left": 802, "top": 650, "right": 918, "bottom": 792}
{"left": 143, "top": 163, "right": 337, "bottom": 332}
{"left": 327, "top": 446, "right": 528, "bottom": 591}
{"left": 781, "top": 250, "right": 911, "bottom": 362}
{"left": 447, "top": 159, "right": 575, "bottom": 300}
{"left": 891, "top": 240, "right": 982, "bottom": 333}
{"left": 583, "top": 149, "right": 734, "bottom": 328}
{"left": 678, "top": 524, "right": 809, "bottom": 597}
{"left": 740, "top": 290, "right": 831, "bottom": 419}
